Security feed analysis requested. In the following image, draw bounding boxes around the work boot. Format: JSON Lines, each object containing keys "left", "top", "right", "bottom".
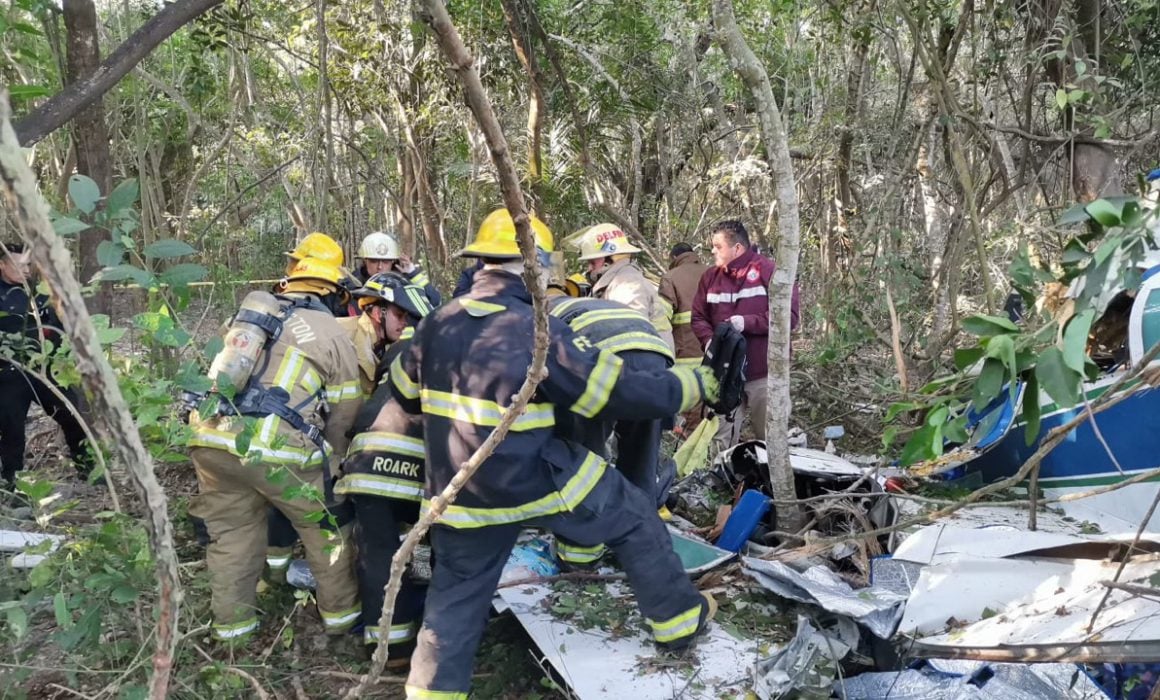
{"left": 655, "top": 591, "right": 716, "bottom": 655}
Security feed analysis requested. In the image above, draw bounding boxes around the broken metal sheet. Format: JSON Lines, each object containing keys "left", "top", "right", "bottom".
{"left": 742, "top": 557, "right": 906, "bottom": 639}
{"left": 891, "top": 523, "right": 1160, "bottom": 566}
{"left": 888, "top": 500, "right": 1096, "bottom": 552}
{"left": 911, "top": 553, "right": 1160, "bottom": 662}
{"left": 754, "top": 614, "right": 856, "bottom": 700}
{"left": 868, "top": 556, "right": 924, "bottom": 597}
{"left": 836, "top": 659, "right": 1108, "bottom": 699}
{"left": 495, "top": 582, "right": 756, "bottom": 699}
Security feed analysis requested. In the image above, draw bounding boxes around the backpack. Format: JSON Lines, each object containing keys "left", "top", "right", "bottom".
{"left": 702, "top": 322, "right": 747, "bottom": 415}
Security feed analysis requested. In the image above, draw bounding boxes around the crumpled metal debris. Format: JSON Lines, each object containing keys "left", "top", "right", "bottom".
{"left": 754, "top": 614, "right": 857, "bottom": 699}
{"left": 836, "top": 659, "right": 1108, "bottom": 699}
{"left": 743, "top": 557, "right": 906, "bottom": 639}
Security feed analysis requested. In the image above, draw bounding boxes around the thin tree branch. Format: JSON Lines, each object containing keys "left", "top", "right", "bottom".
{"left": 0, "top": 92, "right": 179, "bottom": 699}
{"left": 344, "top": 0, "right": 552, "bottom": 694}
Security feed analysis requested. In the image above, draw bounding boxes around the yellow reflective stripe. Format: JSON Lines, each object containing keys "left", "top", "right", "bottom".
{"left": 557, "top": 541, "right": 606, "bottom": 563}
{"left": 675, "top": 356, "right": 702, "bottom": 366}
{"left": 570, "top": 308, "right": 648, "bottom": 331}
{"left": 365, "top": 622, "right": 419, "bottom": 644}
{"left": 652, "top": 317, "right": 672, "bottom": 333}
{"left": 597, "top": 332, "right": 674, "bottom": 360}
{"left": 420, "top": 390, "right": 555, "bottom": 431}
{"left": 349, "top": 431, "right": 425, "bottom": 458}
{"left": 273, "top": 347, "right": 306, "bottom": 391}
{"left": 391, "top": 355, "right": 420, "bottom": 400}
{"left": 647, "top": 602, "right": 702, "bottom": 642}
{"left": 266, "top": 554, "right": 291, "bottom": 569}
{"left": 549, "top": 298, "right": 584, "bottom": 316}
{"left": 460, "top": 299, "right": 506, "bottom": 317}
{"left": 411, "top": 272, "right": 430, "bottom": 286}
{"left": 570, "top": 351, "right": 623, "bottom": 418}
{"left": 659, "top": 296, "right": 674, "bottom": 317}
{"left": 300, "top": 366, "right": 322, "bottom": 394}
{"left": 425, "top": 452, "right": 606, "bottom": 528}
{"left": 672, "top": 311, "right": 692, "bottom": 325}
{"left": 335, "top": 474, "right": 423, "bottom": 501}
{"left": 325, "top": 379, "right": 362, "bottom": 403}
{"left": 405, "top": 687, "right": 468, "bottom": 700}
{"left": 320, "top": 604, "right": 361, "bottom": 630}
{"left": 400, "top": 326, "right": 415, "bottom": 340}
{"left": 190, "top": 423, "right": 323, "bottom": 466}
{"left": 670, "top": 366, "right": 700, "bottom": 410}
{"left": 213, "top": 617, "right": 259, "bottom": 640}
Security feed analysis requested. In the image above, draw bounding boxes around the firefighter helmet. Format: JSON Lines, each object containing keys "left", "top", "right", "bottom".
{"left": 357, "top": 231, "right": 401, "bottom": 260}
{"left": 564, "top": 273, "right": 592, "bottom": 298}
{"left": 285, "top": 232, "right": 344, "bottom": 268}
{"left": 284, "top": 256, "right": 344, "bottom": 286}
{"left": 573, "top": 223, "right": 642, "bottom": 261}
{"left": 459, "top": 208, "right": 554, "bottom": 260}
{"left": 352, "top": 272, "right": 433, "bottom": 320}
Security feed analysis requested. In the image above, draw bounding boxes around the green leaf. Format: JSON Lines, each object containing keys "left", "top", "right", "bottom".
{"left": 52, "top": 216, "right": 90, "bottom": 236}
{"left": 985, "top": 334, "right": 1017, "bottom": 372}
{"left": 1055, "top": 88, "right": 1068, "bottom": 110}
{"left": 973, "top": 358, "right": 1006, "bottom": 406}
{"left": 954, "top": 347, "right": 985, "bottom": 370}
{"left": 96, "top": 240, "right": 124, "bottom": 267}
{"left": 68, "top": 174, "right": 101, "bottom": 214}
{"left": 961, "top": 314, "right": 1020, "bottom": 336}
{"left": 885, "top": 401, "right": 920, "bottom": 422}
{"left": 1075, "top": 60, "right": 1088, "bottom": 76}
{"left": 110, "top": 585, "right": 138, "bottom": 604}
{"left": 5, "top": 605, "right": 27, "bottom": 639}
{"left": 234, "top": 421, "right": 255, "bottom": 455}
{"left": 53, "top": 592, "right": 71, "bottom": 627}
{"left": 94, "top": 264, "right": 153, "bottom": 287}
{"left": 159, "top": 263, "right": 207, "bottom": 287}
{"left": 944, "top": 415, "right": 969, "bottom": 444}
{"left": 90, "top": 315, "right": 126, "bottom": 345}
{"left": 1085, "top": 199, "right": 1123, "bottom": 227}
{"left": 1067, "top": 88, "right": 1086, "bottom": 103}
{"left": 1022, "top": 373, "right": 1042, "bottom": 446}
{"left": 106, "top": 179, "right": 139, "bottom": 214}
{"left": 144, "top": 239, "right": 195, "bottom": 260}
{"left": 9, "top": 84, "right": 51, "bottom": 99}
{"left": 1059, "top": 203, "right": 1091, "bottom": 225}
{"left": 1062, "top": 309, "right": 1095, "bottom": 373}
{"left": 1036, "top": 347, "right": 1081, "bottom": 408}
{"left": 899, "top": 424, "right": 938, "bottom": 466}
{"left": 1061, "top": 239, "right": 1090, "bottom": 265}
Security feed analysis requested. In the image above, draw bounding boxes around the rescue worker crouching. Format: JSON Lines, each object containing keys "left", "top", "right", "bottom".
{"left": 380, "top": 208, "right": 721, "bottom": 699}
{"left": 188, "top": 255, "right": 363, "bottom": 643}
{"left": 545, "top": 263, "right": 677, "bottom": 568}
{"left": 334, "top": 273, "right": 433, "bottom": 657}
{"left": 572, "top": 223, "right": 675, "bottom": 353}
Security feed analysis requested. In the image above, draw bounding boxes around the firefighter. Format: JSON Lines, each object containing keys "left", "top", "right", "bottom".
{"left": 572, "top": 223, "right": 674, "bottom": 352}
{"left": 547, "top": 276, "right": 677, "bottom": 568}
{"left": 355, "top": 231, "right": 442, "bottom": 307}
{"left": 284, "top": 232, "right": 345, "bottom": 275}
{"left": 379, "top": 208, "right": 720, "bottom": 698}
{"left": 334, "top": 273, "right": 433, "bottom": 657}
{"left": 188, "top": 255, "right": 363, "bottom": 642}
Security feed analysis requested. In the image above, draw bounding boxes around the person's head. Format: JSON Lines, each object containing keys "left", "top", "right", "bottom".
{"left": 573, "top": 224, "right": 640, "bottom": 281}
{"left": 352, "top": 272, "right": 433, "bottom": 343}
{"left": 0, "top": 243, "right": 30, "bottom": 285}
{"left": 358, "top": 231, "right": 402, "bottom": 276}
{"left": 669, "top": 242, "right": 694, "bottom": 266}
{"left": 710, "top": 220, "right": 750, "bottom": 268}
{"left": 285, "top": 232, "right": 343, "bottom": 275}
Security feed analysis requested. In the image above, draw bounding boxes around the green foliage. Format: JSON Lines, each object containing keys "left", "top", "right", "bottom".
{"left": 890, "top": 192, "right": 1159, "bottom": 466}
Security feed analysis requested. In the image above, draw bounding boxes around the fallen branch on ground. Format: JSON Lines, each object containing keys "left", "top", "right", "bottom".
{"left": 497, "top": 571, "right": 628, "bottom": 589}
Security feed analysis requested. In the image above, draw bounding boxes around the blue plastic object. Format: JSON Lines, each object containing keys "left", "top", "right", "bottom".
{"left": 716, "top": 489, "right": 771, "bottom": 552}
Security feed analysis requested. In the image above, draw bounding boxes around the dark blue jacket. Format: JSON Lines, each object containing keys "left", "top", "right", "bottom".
{"left": 451, "top": 260, "right": 484, "bottom": 298}
{"left": 0, "top": 279, "right": 61, "bottom": 363}
{"left": 388, "top": 270, "right": 703, "bottom": 527}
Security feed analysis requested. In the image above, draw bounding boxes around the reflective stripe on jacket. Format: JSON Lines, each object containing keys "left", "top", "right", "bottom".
{"left": 189, "top": 295, "right": 363, "bottom": 466}
{"left": 548, "top": 296, "right": 673, "bottom": 362}
{"left": 590, "top": 259, "right": 675, "bottom": 354}
{"left": 658, "top": 251, "right": 709, "bottom": 364}
{"left": 388, "top": 270, "right": 703, "bottom": 526}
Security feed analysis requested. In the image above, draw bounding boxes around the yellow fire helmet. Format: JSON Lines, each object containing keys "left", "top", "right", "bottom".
{"left": 285, "top": 232, "right": 344, "bottom": 268}
{"left": 573, "top": 223, "right": 642, "bottom": 261}
{"left": 564, "top": 272, "right": 592, "bottom": 298}
{"left": 284, "top": 256, "right": 344, "bottom": 286}
{"left": 459, "top": 208, "right": 554, "bottom": 260}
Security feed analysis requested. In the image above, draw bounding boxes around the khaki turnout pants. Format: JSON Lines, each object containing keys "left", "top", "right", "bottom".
{"left": 713, "top": 377, "right": 768, "bottom": 452}
{"left": 190, "top": 447, "right": 360, "bottom": 641}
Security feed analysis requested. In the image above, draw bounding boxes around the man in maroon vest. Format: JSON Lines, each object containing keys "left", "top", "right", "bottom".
{"left": 691, "top": 220, "right": 800, "bottom": 449}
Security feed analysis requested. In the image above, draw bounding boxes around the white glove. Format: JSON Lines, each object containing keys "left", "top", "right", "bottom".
{"left": 728, "top": 315, "right": 745, "bottom": 332}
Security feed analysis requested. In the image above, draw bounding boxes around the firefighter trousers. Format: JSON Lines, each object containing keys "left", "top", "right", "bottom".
{"left": 189, "top": 447, "right": 360, "bottom": 641}
{"left": 405, "top": 466, "right": 704, "bottom": 697}
{"left": 352, "top": 495, "right": 425, "bottom": 648}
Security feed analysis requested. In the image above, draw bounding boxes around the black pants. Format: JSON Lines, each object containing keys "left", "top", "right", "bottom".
{"left": 0, "top": 365, "right": 89, "bottom": 485}
{"left": 352, "top": 495, "right": 425, "bottom": 647}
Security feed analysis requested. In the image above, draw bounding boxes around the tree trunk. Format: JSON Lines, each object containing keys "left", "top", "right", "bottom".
{"left": 64, "top": 0, "right": 112, "bottom": 316}
{"left": 499, "top": 0, "right": 546, "bottom": 211}
{"left": 712, "top": 0, "right": 805, "bottom": 533}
